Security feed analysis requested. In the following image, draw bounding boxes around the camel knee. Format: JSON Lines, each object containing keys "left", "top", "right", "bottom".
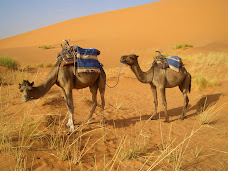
{"left": 185, "top": 96, "right": 189, "bottom": 107}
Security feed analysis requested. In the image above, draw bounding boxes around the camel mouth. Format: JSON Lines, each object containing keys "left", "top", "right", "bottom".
{"left": 120, "top": 57, "right": 127, "bottom": 64}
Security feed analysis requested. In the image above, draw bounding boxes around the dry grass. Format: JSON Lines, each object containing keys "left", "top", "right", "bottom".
{"left": 38, "top": 45, "right": 55, "bottom": 49}
{"left": 193, "top": 74, "right": 218, "bottom": 91}
{"left": 139, "top": 121, "right": 202, "bottom": 171}
{"left": 172, "top": 44, "right": 193, "bottom": 49}
{"left": 183, "top": 52, "right": 228, "bottom": 66}
{"left": 35, "top": 63, "right": 55, "bottom": 68}
{"left": 191, "top": 145, "right": 203, "bottom": 158}
{"left": 118, "top": 135, "right": 148, "bottom": 161}
{"left": 197, "top": 98, "right": 227, "bottom": 125}
{"left": 0, "top": 56, "right": 19, "bottom": 69}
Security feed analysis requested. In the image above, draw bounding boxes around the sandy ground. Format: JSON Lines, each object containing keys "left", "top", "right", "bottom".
{"left": 0, "top": 0, "right": 228, "bottom": 170}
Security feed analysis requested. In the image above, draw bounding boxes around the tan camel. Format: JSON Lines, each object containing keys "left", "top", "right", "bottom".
{"left": 120, "top": 54, "right": 191, "bottom": 122}
{"left": 18, "top": 59, "right": 106, "bottom": 133}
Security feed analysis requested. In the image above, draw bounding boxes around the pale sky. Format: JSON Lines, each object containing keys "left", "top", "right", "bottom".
{"left": 0, "top": 0, "right": 159, "bottom": 39}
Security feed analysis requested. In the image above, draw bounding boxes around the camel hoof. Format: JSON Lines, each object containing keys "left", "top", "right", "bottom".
{"left": 164, "top": 119, "right": 170, "bottom": 123}
{"left": 180, "top": 116, "right": 185, "bottom": 120}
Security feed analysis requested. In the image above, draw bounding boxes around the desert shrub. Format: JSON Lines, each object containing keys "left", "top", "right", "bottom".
{"left": 36, "top": 63, "right": 55, "bottom": 67}
{"left": 172, "top": 44, "right": 193, "bottom": 49}
{"left": 193, "top": 74, "right": 218, "bottom": 90}
{"left": 0, "top": 56, "right": 19, "bottom": 69}
{"left": 197, "top": 100, "right": 225, "bottom": 125}
{"left": 38, "top": 45, "right": 54, "bottom": 49}
{"left": 182, "top": 53, "right": 228, "bottom": 66}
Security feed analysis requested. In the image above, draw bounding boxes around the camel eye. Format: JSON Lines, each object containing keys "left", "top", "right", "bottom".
{"left": 20, "top": 89, "right": 23, "bottom": 92}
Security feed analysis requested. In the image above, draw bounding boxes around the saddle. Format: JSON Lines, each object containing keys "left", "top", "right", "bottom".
{"left": 57, "top": 51, "right": 77, "bottom": 66}
{"left": 57, "top": 45, "right": 102, "bottom": 73}
{"left": 153, "top": 55, "right": 169, "bottom": 69}
{"left": 153, "top": 55, "right": 183, "bottom": 72}
{"left": 57, "top": 45, "right": 101, "bottom": 67}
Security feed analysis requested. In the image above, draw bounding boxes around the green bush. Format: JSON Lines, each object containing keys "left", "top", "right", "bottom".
{"left": 173, "top": 44, "right": 193, "bottom": 49}
{"left": 0, "top": 56, "right": 19, "bottom": 69}
{"left": 193, "top": 74, "right": 218, "bottom": 90}
{"left": 38, "top": 45, "right": 54, "bottom": 49}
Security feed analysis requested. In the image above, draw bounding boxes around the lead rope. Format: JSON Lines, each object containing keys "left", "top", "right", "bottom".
{"left": 100, "top": 63, "right": 125, "bottom": 88}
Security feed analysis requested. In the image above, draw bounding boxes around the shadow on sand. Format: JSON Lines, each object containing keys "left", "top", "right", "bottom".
{"left": 104, "top": 93, "right": 222, "bottom": 128}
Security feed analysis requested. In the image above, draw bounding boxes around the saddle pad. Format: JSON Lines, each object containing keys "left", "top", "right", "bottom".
{"left": 77, "top": 46, "right": 101, "bottom": 73}
{"left": 166, "top": 56, "right": 182, "bottom": 72}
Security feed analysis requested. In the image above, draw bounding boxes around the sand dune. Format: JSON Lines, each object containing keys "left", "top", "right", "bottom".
{"left": 0, "top": 0, "right": 227, "bottom": 66}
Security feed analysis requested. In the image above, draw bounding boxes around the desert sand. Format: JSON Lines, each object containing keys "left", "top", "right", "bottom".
{"left": 0, "top": 0, "right": 228, "bottom": 170}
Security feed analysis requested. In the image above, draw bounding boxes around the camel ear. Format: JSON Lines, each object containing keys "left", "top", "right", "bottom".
{"left": 31, "top": 82, "right": 34, "bottom": 86}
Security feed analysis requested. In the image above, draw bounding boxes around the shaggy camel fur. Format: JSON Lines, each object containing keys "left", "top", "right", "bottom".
{"left": 120, "top": 54, "right": 191, "bottom": 122}
{"left": 19, "top": 59, "right": 106, "bottom": 133}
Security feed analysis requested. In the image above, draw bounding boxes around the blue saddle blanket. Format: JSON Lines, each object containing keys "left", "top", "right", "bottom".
{"left": 77, "top": 46, "right": 101, "bottom": 73}
{"left": 166, "top": 56, "right": 182, "bottom": 72}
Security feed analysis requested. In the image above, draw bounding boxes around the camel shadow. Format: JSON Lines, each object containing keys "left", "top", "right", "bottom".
{"left": 185, "top": 93, "right": 222, "bottom": 118}
{"left": 105, "top": 93, "right": 222, "bottom": 128}
{"left": 155, "top": 93, "right": 222, "bottom": 122}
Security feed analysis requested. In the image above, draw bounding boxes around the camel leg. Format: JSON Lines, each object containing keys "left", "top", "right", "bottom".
{"left": 61, "top": 88, "right": 67, "bottom": 100}
{"left": 179, "top": 87, "right": 189, "bottom": 120}
{"left": 150, "top": 84, "right": 158, "bottom": 120}
{"left": 160, "top": 88, "right": 169, "bottom": 122}
{"left": 64, "top": 89, "right": 75, "bottom": 132}
{"left": 179, "top": 73, "right": 191, "bottom": 120}
{"left": 98, "top": 76, "right": 106, "bottom": 124}
{"left": 87, "top": 83, "right": 98, "bottom": 122}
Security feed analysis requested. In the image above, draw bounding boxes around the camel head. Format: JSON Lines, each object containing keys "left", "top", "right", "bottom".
{"left": 120, "top": 54, "right": 139, "bottom": 66}
{"left": 18, "top": 80, "right": 34, "bottom": 102}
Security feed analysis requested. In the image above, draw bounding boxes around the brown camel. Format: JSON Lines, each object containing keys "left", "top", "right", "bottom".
{"left": 18, "top": 59, "right": 106, "bottom": 133}
{"left": 120, "top": 54, "right": 191, "bottom": 122}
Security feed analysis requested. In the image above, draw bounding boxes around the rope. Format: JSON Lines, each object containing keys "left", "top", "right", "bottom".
{"left": 100, "top": 63, "right": 125, "bottom": 88}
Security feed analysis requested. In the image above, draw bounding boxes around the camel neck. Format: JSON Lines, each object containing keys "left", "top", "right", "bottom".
{"left": 30, "top": 63, "right": 59, "bottom": 99}
{"left": 130, "top": 61, "right": 153, "bottom": 83}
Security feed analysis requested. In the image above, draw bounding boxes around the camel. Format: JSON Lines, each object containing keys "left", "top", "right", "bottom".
{"left": 120, "top": 54, "right": 191, "bottom": 122}
{"left": 18, "top": 58, "right": 106, "bottom": 133}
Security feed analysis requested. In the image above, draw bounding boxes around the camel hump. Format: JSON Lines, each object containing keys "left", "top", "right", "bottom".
{"left": 153, "top": 56, "right": 183, "bottom": 72}
{"left": 153, "top": 55, "right": 168, "bottom": 69}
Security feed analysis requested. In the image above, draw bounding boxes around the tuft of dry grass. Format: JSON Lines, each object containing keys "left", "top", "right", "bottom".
{"left": 193, "top": 74, "right": 218, "bottom": 91}
{"left": 38, "top": 45, "right": 54, "bottom": 49}
{"left": 191, "top": 145, "right": 203, "bottom": 158}
{"left": 35, "top": 63, "right": 55, "bottom": 68}
{"left": 182, "top": 53, "right": 228, "bottom": 66}
{"left": 118, "top": 135, "right": 148, "bottom": 161}
{"left": 172, "top": 44, "right": 193, "bottom": 49}
{"left": 197, "top": 99, "right": 227, "bottom": 125}
{"left": 0, "top": 56, "right": 19, "bottom": 69}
